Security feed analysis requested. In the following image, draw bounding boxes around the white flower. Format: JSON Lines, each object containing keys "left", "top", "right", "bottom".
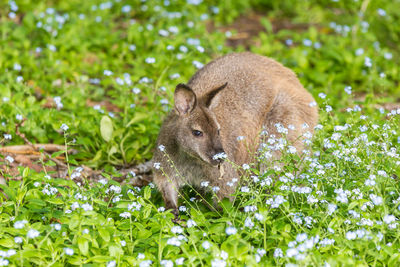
{"left": 225, "top": 226, "right": 237, "bottom": 235}
{"left": 6, "top": 249, "right": 16, "bottom": 257}
{"left": 364, "top": 57, "right": 372, "bottom": 67}
{"left": 200, "top": 181, "right": 209, "bottom": 187}
{"left": 345, "top": 231, "right": 356, "bottom": 240}
{"left": 335, "top": 189, "right": 348, "bottom": 204}
{"left": 237, "top": 136, "right": 245, "bottom": 141}
{"left": 303, "top": 39, "right": 312, "bottom": 46}
{"left": 320, "top": 238, "right": 335, "bottom": 247}
{"left": 64, "top": 247, "right": 74, "bottom": 255}
{"left": 99, "top": 179, "right": 108, "bottom": 185}
{"left": 27, "top": 229, "right": 40, "bottom": 239}
{"left": 370, "top": 194, "right": 383, "bottom": 206}
{"left": 179, "top": 45, "right": 188, "bottom": 53}
{"left": 54, "top": 223, "right": 61, "bottom": 231}
{"left": 13, "top": 63, "right": 21, "bottom": 71}
{"left": 274, "top": 248, "right": 283, "bottom": 258}
{"left": 309, "top": 101, "right": 317, "bottom": 107}
{"left": 384, "top": 52, "right": 392, "bottom": 60}
{"left": 107, "top": 261, "right": 116, "bottom": 267}
{"left": 0, "top": 258, "right": 9, "bottom": 266}
{"left": 202, "top": 241, "right": 210, "bottom": 249}
{"left": 220, "top": 251, "right": 228, "bottom": 260}
{"left": 129, "top": 44, "right": 136, "bottom": 51}
{"left": 383, "top": 215, "right": 396, "bottom": 224}
{"left": 139, "top": 260, "right": 152, "bottom": 267}
{"left": 179, "top": 206, "right": 187, "bottom": 212}
{"left": 344, "top": 86, "right": 352, "bottom": 95}
{"left": 167, "top": 237, "right": 181, "bottom": 246}
{"left": 187, "top": 219, "right": 197, "bottom": 228}
{"left": 296, "top": 234, "right": 309, "bottom": 245}
{"left": 153, "top": 162, "right": 161, "bottom": 169}
{"left": 132, "top": 87, "right": 141, "bottom": 94}
{"left": 240, "top": 186, "right": 249, "bottom": 193}
{"left": 244, "top": 217, "right": 254, "bottom": 228}
{"left": 326, "top": 105, "right": 332, "bottom": 112}
{"left": 175, "top": 257, "right": 184, "bottom": 265}
{"left": 60, "top": 123, "right": 69, "bottom": 131}
{"left": 171, "top": 226, "right": 183, "bottom": 234}
{"left": 192, "top": 61, "right": 204, "bottom": 69}
{"left": 158, "top": 207, "right": 165, "bottom": 212}
{"left": 365, "top": 178, "right": 376, "bottom": 186}
{"left": 287, "top": 146, "right": 297, "bottom": 154}
{"left": 212, "top": 152, "right": 227, "bottom": 160}
{"left": 160, "top": 260, "right": 173, "bottom": 267}
{"left": 355, "top": 48, "right": 364, "bottom": 56}
{"left": 211, "top": 259, "right": 226, "bottom": 267}
{"left": 14, "top": 236, "right": 23, "bottom": 244}
{"left": 170, "top": 73, "right": 180, "bottom": 79}
{"left": 266, "top": 195, "right": 287, "bottom": 208}
{"left": 244, "top": 205, "right": 257, "bottom": 212}
{"left": 81, "top": 203, "right": 93, "bottom": 211}
{"left": 14, "top": 220, "right": 28, "bottom": 229}
{"left": 254, "top": 213, "right": 264, "bottom": 221}
{"left": 145, "top": 57, "right": 156, "bottom": 64}
{"left": 120, "top": 212, "right": 131, "bottom": 218}
{"left": 5, "top": 156, "right": 14, "bottom": 164}
{"left": 242, "top": 164, "right": 250, "bottom": 170}
{"left": 286, "top": 248, "right": 299, "bottom": 257}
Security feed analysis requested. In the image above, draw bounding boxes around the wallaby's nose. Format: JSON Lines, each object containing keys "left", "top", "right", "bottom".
{"left": 212, "top": 149, "right": 226, "bottom": 164}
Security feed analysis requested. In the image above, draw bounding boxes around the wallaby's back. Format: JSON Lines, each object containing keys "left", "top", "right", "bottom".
{"left": 188, "top": 52, "right": 318, "bottom": 164}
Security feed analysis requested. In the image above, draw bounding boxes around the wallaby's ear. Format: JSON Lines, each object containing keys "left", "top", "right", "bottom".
{"left": 203, "top": 82, "right": 227, "bottom": 108}
{"left": 174, "top": 84, "right": 197, "bottom": 116}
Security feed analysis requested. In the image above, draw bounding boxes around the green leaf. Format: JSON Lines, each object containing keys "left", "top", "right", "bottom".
{"left": 100, "top": 116, "right": 113, "bottom": 142}
{"left": 86, "top": 256, "right": 112, "bottom": 263}
{"left": 221, "top": 237, "right": 250, "bottom": 261}
{"left": 108, "top": 243, "right": 123, "bottom": 257}
{"left": 0, "top": 238, "right": 14, "bottom": 248}
{"left": 69, "top": 214, "right": 80, "bottom": 230}
{"left": 98, "top": 227, "right": 110, "bottom": 242}
{"left": 126, "top": 112, "right": 149, "bottom": 127}
{"left": 46, "top": 198, "right": 64, "bottom": 205}
{"left": 78, "top": 236, "right": 89, "bottom": 256}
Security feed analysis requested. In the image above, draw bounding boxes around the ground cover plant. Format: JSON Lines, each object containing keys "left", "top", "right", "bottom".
{"left": 0, "top": 0, "right": 400, "bottom": 266}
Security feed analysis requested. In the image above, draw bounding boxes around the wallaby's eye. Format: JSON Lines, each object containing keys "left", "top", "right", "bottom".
{"left": 192, "top": 130, "right": 203, "bottom": 137}
{"left": 217, "top": 129, "right": 220, "bottom": 135}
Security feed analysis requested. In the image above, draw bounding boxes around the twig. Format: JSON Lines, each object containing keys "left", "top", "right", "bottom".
{"left": 0, "top": 144, "right": 77, "bottom": 154}
{"left": 15, "top": 119, "right": 68, "bottom": 171}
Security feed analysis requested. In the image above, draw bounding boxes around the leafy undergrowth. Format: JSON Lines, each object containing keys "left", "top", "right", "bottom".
{"left": 1, "top": 0, "right": 400, "bottom": 266}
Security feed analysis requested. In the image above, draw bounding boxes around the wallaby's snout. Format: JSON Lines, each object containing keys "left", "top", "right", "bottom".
{"left": 209, "top": 143, "right": 225, "bottom": 166}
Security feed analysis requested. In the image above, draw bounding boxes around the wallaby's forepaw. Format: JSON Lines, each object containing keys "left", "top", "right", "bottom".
{"left": 171, "top": 209, "right": 186, "bottom": 225}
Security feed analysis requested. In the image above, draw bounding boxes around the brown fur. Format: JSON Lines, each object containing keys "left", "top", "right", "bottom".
{"left": 152, "top": 52, "right": 318, "bottom": 213}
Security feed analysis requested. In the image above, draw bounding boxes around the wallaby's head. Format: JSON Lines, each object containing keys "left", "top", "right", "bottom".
{"left": 173, "top": 83, "right": 227, "bottom": 166}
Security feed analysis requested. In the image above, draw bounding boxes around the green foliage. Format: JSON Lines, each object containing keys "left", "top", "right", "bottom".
{"left": 0, "top": 0, "right": 400, "bottom": 266}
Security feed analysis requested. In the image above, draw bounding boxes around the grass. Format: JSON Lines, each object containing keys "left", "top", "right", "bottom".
{"left": 0, "top": 0, "right": 400, "bottom": 266}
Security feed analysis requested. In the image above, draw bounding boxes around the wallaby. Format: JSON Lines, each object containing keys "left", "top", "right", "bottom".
{"left": 152, "top": 52, "right": 318, "bottom": 214}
